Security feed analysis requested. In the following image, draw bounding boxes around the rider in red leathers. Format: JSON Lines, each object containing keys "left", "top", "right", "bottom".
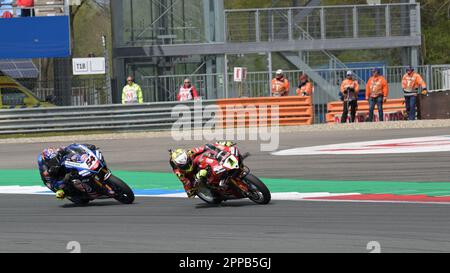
{"left": 169, "top": 141, "right": 235, "bottom": 197}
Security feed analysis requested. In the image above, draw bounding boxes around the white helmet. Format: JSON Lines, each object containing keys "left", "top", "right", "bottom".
{"left": 276, "top": 69, "right": 284, "bottom": 75}
{"left": 170, "top": 149, "right": 193, "bottom": 171}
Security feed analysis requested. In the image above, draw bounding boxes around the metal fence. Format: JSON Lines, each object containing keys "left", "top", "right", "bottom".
{"left": 142, "top": 73, "right": 224, "bottom": 102}
{"left": 19, "top": 77, "right": 108, "bottom": 106}
{"left": 140, "top": 64, "right": 450, "bottom": 123}
{"left": 14, "top": 64, "right": 450, "bottom": 123}
{"left": 225, "top": 3, "right": 419, "bottom": 43}
{"left": 0, "top": 3, "right": 66, "bottom": 17}
{"left": 0, "top": 100, "right": 216, "bottom": 135}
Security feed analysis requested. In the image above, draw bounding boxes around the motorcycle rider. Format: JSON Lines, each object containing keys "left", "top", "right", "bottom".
{"left": 38, "top": 144, "right": 98, "bottom": 200}
{"left": 169, "top": 141, "right": 235, "bottom": 198}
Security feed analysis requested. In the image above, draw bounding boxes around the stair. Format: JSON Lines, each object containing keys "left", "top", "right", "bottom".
{"left": 272, "top": 0, "right": 366, "bottom": 99}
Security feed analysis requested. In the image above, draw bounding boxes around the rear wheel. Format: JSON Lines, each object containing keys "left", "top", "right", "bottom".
{"left": 197, "top": 185, "right": 222, "bottom": 205}
{"left": 105, "top": 175, "right": 135, "bottom": 204}
{"left": 243, "top": 174, "right": 271, "bottom": 205}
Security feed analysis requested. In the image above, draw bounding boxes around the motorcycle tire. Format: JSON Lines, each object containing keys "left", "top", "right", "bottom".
{"left": 105, "top": 175, "right": 135, "bottom": 204}
{"left": 243, "top": 174, "right": 271, "bottom": 205}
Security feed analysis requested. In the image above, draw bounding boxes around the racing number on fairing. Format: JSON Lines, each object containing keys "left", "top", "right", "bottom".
{"left": 85, "top": 155, "right": 96, "bottom": 167}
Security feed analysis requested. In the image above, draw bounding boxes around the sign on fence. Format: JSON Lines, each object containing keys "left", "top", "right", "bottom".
{"left": 233, "top": 67, "right": 247, "bottom": 82}
{"left": 72, "top": 58, "right": 106, "bottom": 75}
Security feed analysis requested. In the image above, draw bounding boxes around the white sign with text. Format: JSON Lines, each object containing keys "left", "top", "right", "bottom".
{"left": 233, "top": 67, "right": 247, "bottom": 82}
{"left": 73, "top": 58, "right": 105, "bottom": 75}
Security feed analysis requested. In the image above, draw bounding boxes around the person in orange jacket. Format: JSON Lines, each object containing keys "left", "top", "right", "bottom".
{"left": 366, "top": 68, "right": 389, "bottom": 122}
{"left": 402, "top": 66, "right": 427, "bottom": 120}
{"left": 296, "top": 73, "right": 314, "bottom": 97}
{"left": 339, "top": 71, "right": 360, "bottom": 123}
{"left": 271, "top": 69, "right": 290, "bottom": 97}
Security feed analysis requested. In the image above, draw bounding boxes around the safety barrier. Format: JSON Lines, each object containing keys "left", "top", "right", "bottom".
{"left": 0, "top": 101, "right": 216, "bottom": 135}
{"left": 216, "top": 96, "right": 314, "bottom": 128}
{"left": 0, "top": 97, "right": 314, "bottom": 135}
{"left": 326, "top": 99, "right": 406, "bottom": 123}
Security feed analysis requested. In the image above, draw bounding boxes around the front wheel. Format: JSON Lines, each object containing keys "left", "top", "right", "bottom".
{"left": 243, "top": 174, "right": 271, "bottom": 205}
{"left": 105, "top": 175, "right": 135, "bottom": 204}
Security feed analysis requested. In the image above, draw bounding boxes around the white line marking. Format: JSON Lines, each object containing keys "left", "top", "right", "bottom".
{"left": 273, "top": 135, "right": 450, "bottom": 155}
{"left": 3, "top": 187, "right": 450, "bottom": 205}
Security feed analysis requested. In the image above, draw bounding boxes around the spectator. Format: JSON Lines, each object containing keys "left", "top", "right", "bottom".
{"left": 366, "top": 68, "right": 389, "bottom": 122}
{"left": 14, "top": 0, "right": 34, "bottom": 17}
{"left": 296, "top": 73, "right": 313, "bottom": 97}
{"left": 121, "top": 76, "right": 143, "bottom": 104}
{"left": 177, "top": 78, "right": 199, "bottom": 102}
{"left": 271, "top": 69, "right": 290, "bottom": 97}
{"left": 402, "top": 66, "right": 427, "bottom": 120}
{"left": 1, "top": 11, "right": 13, "bottom": 18}
{"left": 339, "top": 71, "right": 359, "bottom": 123}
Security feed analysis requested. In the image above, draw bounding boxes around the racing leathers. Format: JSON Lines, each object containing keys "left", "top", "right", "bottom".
{"left": 38, "top": 144, "right": 97, "bottom": 199}
{"left": 170, "top": 141, "right": 235, "bottom": 198}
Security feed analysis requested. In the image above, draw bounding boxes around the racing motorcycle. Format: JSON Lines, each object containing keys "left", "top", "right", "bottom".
{"left": 174, "top": 144, "right": 271, "bottom": 205}
{"left": 58, "top": 144, "right": 135, "bottom": 205}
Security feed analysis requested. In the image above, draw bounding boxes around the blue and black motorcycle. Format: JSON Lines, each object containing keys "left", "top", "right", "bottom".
{"left": 59, "top": 144, "right": 135, "bottom": 205}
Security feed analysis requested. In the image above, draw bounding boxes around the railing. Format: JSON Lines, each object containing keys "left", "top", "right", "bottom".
{"left": 121, "top": 0, "right": 209, "bottom": 46}
{"left": 0, "top": 2, "right": 66, "bottom": 18}
{"left": 126, "top": 26, "right": 204, "bottom": 45}
{"left": 142, "top": 73, "right": 224, "bottom": 102}
{"left": 21, "top": 78, "right": 108, "bottom": 106}
{"left": 225, "top": 3, "right": 420, "bottom": 43}
{"left": 0, "top": 100, "right": 216, "bottom": 135}
{"left": 327, "top": 98, "right": 407, "bottom": 123}
{"left": 12, "top": 65, "right": 450, "bottom": 123}
{"left": 216, "top": 96, "right": 314, "bottom": 127}
{"left": 140, "top": 64, "right": 450, "bottom": 123}
{"left": 0, "top": 97, "right": 314, "bottom": 135}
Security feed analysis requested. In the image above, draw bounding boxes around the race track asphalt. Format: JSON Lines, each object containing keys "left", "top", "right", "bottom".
{"left": 1, "top": 127, "right": 450, "bottom": 252}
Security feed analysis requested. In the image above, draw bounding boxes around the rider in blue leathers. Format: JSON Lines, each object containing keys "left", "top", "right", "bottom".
{"left": 38, "top": 144, "right": 97, "bottom": 200}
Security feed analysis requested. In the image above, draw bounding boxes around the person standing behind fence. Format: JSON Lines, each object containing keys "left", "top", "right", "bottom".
{"left": 339, "top": 71, "right": 359, "bottom": 123}
{"left": 366, "top": 68, "right": 389, "bottom": 122}
{"left": 2, "top": 11, "right": 13, "bottom": 18}
{"left": 271, "top": 69, "right": 290, "bottom": 97}
{"left": 13, "top": 0, "right": 34, "bottom": 17}
{"left": 296, "top": 74, "right": 313, "bottom": 97}
{"left": 177, "top": 78, "right": 199, "bottom": 102}
{"left": 122, "top": 76, "right": 144, "bottom": 104}
{"left": 402, "top": 66, "right": 427, "bottom": 121}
